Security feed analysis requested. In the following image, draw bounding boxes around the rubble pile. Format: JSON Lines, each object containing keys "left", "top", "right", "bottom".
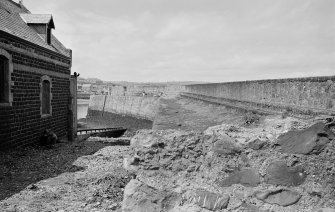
{"left": 122, "top": 121, "right": 335, "bottom": 212}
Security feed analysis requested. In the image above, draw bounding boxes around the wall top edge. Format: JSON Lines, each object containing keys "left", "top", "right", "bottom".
{"left": 186, "top": 75, "right": 335, "bottom": 87}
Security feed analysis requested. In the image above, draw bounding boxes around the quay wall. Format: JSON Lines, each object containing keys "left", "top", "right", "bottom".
{"left": 88, "top": 95, "right": 160, "bottom": 121}
{"left": 109, "top": 84, "right": 185, "bottom": 98}
{"left": 183, "top": 76, "right": 335, "bottom": 116}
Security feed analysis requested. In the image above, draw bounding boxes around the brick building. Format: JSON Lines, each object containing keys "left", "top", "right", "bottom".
{"left": 0, "top": 0, "right": 74, "bottom": 148}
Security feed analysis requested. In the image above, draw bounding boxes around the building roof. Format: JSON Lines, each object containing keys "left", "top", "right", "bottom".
{"left": 82, "top": 84, "right": 92, "bottom": 88}
{"left": 0, "top": 0, "right": 70, "bottom": 58}
{"left": 19, "top": 14, "right": 55, "bottom": 28}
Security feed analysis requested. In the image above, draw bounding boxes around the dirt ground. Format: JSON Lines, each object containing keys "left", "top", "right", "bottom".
{"left": 153, "top": 97, "right": 247, "bottom": 131}
{"left": 0, "top": 138, "right": 120, "bottom": 201}
{"left": 0, "top": 96, "right": 334, "bottom": 212}
{"left": 0, "top": 137, "right": 132, "bottom": 212}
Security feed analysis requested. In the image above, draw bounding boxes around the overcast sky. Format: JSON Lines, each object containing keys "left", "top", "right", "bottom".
{"left": 22, "top": 0, "right": 334, "bottom": 82}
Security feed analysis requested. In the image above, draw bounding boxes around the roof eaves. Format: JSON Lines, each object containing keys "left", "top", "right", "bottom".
{"left": 0, "top": 30, "right": 71, "bottom": 60}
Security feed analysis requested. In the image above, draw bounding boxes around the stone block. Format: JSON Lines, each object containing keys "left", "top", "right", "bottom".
{"left": 255, "top": 189, "right": 301, "bottom": 206}
{"left": 277, "top": 122, "right": 334, "bottom": 155}
{"left": 213, "top": 134, "right": 241, "bottom": 155}
{"left": 219, "top": 168, "right": 261, "bottom": 187}
{"left": 265, "top": 160, "right": 306, "bottom": 186}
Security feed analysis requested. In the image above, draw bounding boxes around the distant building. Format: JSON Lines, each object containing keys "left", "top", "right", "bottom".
{"left": 81, "top": 84, "right": 92, "bottom": 93}
{"left": 90, "top": 84, "right": 99, "bottom": 94}
{"left": 77, "top": 77, "right": 87, "bottom": 84}
{"left": 0, "top": 0, "right": 73, "bottom": 148}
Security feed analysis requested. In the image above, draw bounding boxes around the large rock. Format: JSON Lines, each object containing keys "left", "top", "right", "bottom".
{"left": 247, "top": 138, "right": 267, "bottom": 150}
{"left": 130, "top": 130, "right": 166, "bottom": 148}
{"left": 213, "top": 134, "right": 241, "bottom": 155}
{"left": 184, "top": 189, "right": 229, "bottom": 211}
{"left": 265, "top": 161, "right": 306, "bottom": 186}
{"left": 122, "top": 179, "right": 181, "bottom": 212}
{"left": 219, "top": 168, "right": 260, "bottom": 187}
{"left": 123, "top": 157, "right": 140, "bottom": 173}
{"left": 255, "top": 189, "right": 301, "bottom": 206}
{"left": 277, "top": 122, "right": 334, "bottom": 154}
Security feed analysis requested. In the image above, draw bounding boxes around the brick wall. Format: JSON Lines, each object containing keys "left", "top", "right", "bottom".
{"left": 183, "top": 76, "right": 335, "bottom": 116}
{"left": 0, "top": 42, "right": 71, "bottom": 149}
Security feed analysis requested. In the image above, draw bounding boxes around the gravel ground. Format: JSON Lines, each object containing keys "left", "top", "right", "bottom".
{"left": 0, "top": 137, "right": 131, "bottom": 212}
{"left": 0, "top": 139, "right": 113, "bottom": 201}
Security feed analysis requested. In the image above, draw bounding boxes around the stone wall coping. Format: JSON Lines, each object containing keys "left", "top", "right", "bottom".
{"left": 186, "top": 75, "right": 335, "bottom": 87}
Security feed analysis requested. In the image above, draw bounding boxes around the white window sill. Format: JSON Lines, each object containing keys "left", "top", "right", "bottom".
{"left": 41, "top": 114, "right": 52, "bottom": 118}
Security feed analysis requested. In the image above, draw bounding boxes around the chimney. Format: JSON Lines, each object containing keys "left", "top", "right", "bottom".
{"left": 19, "top": 0, "right": 23, "bottom": 7}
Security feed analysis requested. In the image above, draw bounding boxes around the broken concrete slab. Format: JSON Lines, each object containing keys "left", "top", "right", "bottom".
{"left": 277, "top": 122, "right": 334, "bottom": 154}
{"left": 219, "top": 168, "right": 261, "bottom": 187}
{"left": 130, "top": 130, "right": 166, "bottom": 148}
{"left": 255, "top": 189, "right": 301, "bottom": 206}
{"left": 185, "top": 189, "right": 229, "bottom": 211}
{"left": 265, "top": 160, "right": 306, "bottom": 186}
{"left": 122, "top": 179, "right": 181, "bottom": 212}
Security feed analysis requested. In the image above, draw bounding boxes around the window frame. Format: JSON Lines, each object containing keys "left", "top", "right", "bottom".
{"left": 40, "top": 75, "right": 52, "bottom": 117}
{"left": 0, "top": 48, "right": 13, "bottom": 107}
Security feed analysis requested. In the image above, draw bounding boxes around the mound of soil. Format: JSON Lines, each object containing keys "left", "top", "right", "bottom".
{"left": 123, "top": 120, "right": 335, "bottom": 211}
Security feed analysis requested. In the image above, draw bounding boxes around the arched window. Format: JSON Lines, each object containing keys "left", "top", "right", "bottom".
{"left": 0, "top": 48, "right": 13, "bottom": 106}
{"left": 40, "top": 75, "right": 52, "bottom": 116}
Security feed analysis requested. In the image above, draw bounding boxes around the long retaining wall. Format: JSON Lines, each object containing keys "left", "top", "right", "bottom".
{"left": 182, "top": 76, "right": 335, "bottom": 116}
{"left": 88, "top": 95, "right": 160, "bottom": 121}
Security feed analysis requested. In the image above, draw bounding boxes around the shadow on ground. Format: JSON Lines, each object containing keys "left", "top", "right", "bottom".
{"left": 0, "top": 139, "right": 113, "bottom": 201}
{"left": 79, "top": 111, "right": 153, "bottom": 136}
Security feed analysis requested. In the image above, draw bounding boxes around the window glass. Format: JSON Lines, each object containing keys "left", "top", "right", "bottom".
{"left": 0, "top": 56, "right": 8, "bottom": 103}
{"left": 42, "top": 79, "right": 51, "bottom": 114}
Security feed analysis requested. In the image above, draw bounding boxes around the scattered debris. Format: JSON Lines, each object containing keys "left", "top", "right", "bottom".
{"left": 122, "top": 179, "right": 181, "bottom": 212}
{"left": 213, "top": 134, "right": 242, "bottom": 155}
{"left": 2, "top": 108, "right": 335, "bottom": 212}
{"left": 218, "top": 168, "right": 261, "bottom": 187}
{"left": 265, "top": 160, "right": 306, "bottom": 186}
{"left": 184, "top": 189, "right": 229, "bottom": 210}
{"left": 255, "top": 189, "right": 301, "bottom": 206}
{"left": 277, "top": 122, "right": 335, "bottom": 154}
